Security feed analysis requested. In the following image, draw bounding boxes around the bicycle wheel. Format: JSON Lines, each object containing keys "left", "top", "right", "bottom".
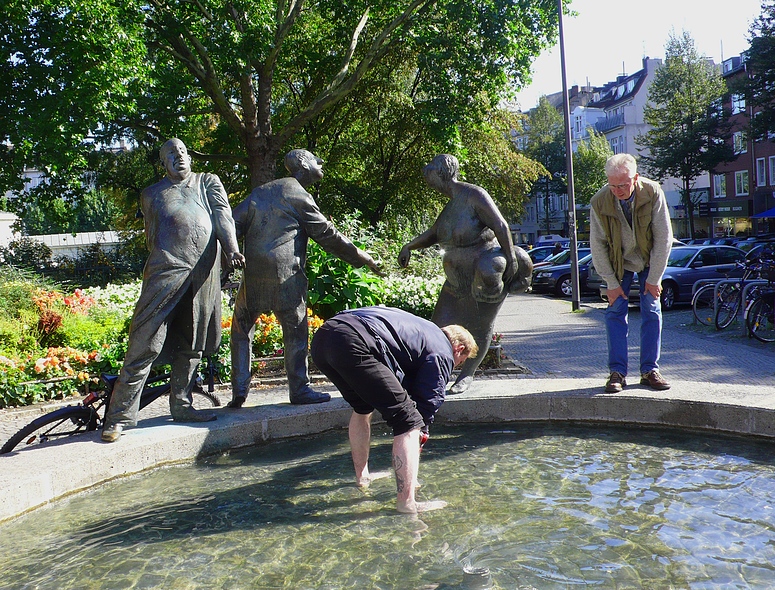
{"left": 747, "top": 292, "right": 775, "bottom": 343}
{"left": 715, "top": 284, "right": 741, "bottom": 330}
{"left": 192, "top": 384, "right": 222, "bottom": 408}
{"left": 692, "top": 284, "right": 717, "bottom": 326}
{"left": 0, "top": 406, "right": 99, "bottom": 454}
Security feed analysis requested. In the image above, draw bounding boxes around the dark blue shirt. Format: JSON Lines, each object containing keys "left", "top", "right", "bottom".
{"left": 338, "top": 306, "right": 454, "bottom": 425}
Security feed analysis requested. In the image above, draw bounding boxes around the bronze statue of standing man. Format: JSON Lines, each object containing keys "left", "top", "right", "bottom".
{"left": 101, "top": 138, "right": 245, "bottom": 442}
{"left": 227, "top": 149, "right": 384, "bottom": 407}
{"left": 399, "top": 154, "right": 532, "bottom": 394}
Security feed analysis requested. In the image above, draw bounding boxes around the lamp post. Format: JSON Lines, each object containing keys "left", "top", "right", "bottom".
{"left": 557, "top": 0, "right": 580, "bottom": 310}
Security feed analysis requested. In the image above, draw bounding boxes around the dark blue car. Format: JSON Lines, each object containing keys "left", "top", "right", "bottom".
{"left": 532, "top": 252, "right": 594, "bottom": 297}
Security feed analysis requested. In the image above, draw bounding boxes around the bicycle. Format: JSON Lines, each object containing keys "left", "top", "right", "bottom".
{"left": 691, "top": 264, "right": 752, "bottom": 327}
{"left": 745, "top": 262, "right": 775, "bottom": 343}
{"left": 714, "top": 259, "right": 768, "bottom": 330}
{"left": 0, "top": 358, "right": 221, "bottom": 454}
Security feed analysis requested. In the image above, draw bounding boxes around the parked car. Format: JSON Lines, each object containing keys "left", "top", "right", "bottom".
{"left": 527, "top": 245, "right": 564, "bottom": 264}
{"left": 532, "top": 247, "right": 591, "bottom": 271}
{"left": 532, "top": 253, "right": 595, "bottom": 297}
{"left": 587, "top": 245, "right": 746, "bottom": 310}
{"left": 745, "top": 241, "right": 775, "bottom": 261}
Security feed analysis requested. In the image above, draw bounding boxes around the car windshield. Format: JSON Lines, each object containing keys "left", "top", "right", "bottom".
{"left": 666, "top": 247, "right": 697, "bottom": 267}
{"left": 579, "top": 253, "right": 593, "bottom": 263}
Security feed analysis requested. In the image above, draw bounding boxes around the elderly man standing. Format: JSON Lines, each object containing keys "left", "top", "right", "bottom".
{"left": 590, "top": 153, "right": 673, "bottom": 394}
{"left": 228, "top": 149, "right": 384, "bottom": 407}
{"left": 101, "top": 138, "right": 245, "bottom": 442}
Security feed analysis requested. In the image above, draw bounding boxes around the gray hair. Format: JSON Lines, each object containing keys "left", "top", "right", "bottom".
{"left": 605, "top": 153, "right": 637, "bottom": 178}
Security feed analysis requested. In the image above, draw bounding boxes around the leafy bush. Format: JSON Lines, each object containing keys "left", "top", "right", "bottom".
{"left": 381, "top": 274, "right": 444, "bottom": 319}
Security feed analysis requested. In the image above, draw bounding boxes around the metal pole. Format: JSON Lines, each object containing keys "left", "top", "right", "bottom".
{"left": 557, "top": 0, "right": 580, "bottom": 311}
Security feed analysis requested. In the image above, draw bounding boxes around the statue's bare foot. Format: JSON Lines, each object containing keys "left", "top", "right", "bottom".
{"left": 449, "top": 375, "right": 473, "bottom": 395}
{"left": 356, "top": 470, "right": 390, "bottom": 488}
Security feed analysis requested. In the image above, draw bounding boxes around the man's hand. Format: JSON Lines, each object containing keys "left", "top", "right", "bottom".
{"left": 606, "top": 286, "right": 627, "bottom": 307}
{"left": 398, "top": 245, "right": 412, "bottom": 268}
{"left": 644, "top": 281, "right": 661, "bottom": 300}
{"left": 229, "top": 252, "right": 246, "bottom": 269}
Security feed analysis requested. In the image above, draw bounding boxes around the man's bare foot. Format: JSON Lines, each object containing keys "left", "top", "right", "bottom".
{"left": 397, "top": 499, "right": 448, "bottom": 514}
{"left": 356, "top": 470, "right": 391, "bottom": 488}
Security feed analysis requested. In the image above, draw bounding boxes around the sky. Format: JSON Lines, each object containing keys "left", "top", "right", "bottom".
{"left": 515, "top": 0, "right": 766, "bottom": 110}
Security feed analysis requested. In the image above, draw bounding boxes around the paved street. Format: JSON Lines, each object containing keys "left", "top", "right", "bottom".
{"left": 496, "top": 292, "right": 775, "bottom": 387}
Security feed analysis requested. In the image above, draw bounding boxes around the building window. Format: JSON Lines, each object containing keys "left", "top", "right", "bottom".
{"left": 731, "top": 94, "right": 746, "bottom": 115}
{"left": 713, "top": 174, "right": 726, "bottom": 198}
{"left": 733, "top": 131, "right": 747, "bottom": 154}
{"left": 770, "top": 156, "right": 775, "bottom": 186}
{"left": 757, "top": 158, "right": 767, "bottom": 187}
{"left": 735, "top": 170, "right": 749, "bottom": 196}
{"left": 609, "top": 136, "right": 619, "bottom": 154}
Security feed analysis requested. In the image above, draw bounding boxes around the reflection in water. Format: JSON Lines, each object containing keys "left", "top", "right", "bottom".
{"left": 2, "top": 425, "right": 775, "bottom": 589}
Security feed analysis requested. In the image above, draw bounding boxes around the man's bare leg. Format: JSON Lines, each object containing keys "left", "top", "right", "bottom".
{"left": 394, "top": 428, "right": 447, "bottom": 513}
{"left": 348, "top": 411, "right": 389, "bottom": 487}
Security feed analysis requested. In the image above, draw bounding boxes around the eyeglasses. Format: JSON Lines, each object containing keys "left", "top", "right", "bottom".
{"left": 609, "top": 179, "right": 635, "bottom": 190}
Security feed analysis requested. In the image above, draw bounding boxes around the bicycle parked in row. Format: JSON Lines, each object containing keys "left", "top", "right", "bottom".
{"left": 745, "top": 263, "right": 775, "bottom": 343}
{"left": 691, "top": 248, "right": 775, "bottom": 330}
{"left": 0, "top": 357, "right": 222, "bottom": 454}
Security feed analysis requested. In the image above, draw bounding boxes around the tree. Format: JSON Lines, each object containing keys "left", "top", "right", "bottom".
{"left": 572, "top": 128, "right": 613, "bottom": 205}
{"left": 637, "top": 30, "right": 734, "bottom": 238}
{"left": 1, "top": 0, "right": 561, "bottom": 212}
{"left": 734, "top": 0, "right": 775, "bottom": 140}
{"left": 524, "top": 96, "right": 566, "bottom": 234}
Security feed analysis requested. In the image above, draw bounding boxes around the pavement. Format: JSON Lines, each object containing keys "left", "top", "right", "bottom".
{"left": 2, "top": 292, "right": 775, "bottom": 522}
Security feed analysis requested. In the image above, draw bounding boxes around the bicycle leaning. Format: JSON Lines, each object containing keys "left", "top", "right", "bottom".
{"left": 0, "top": 358, "right": 221, "bottom": 454}
{"left": 745, "top": 261, "right": 775, "bottom": 343}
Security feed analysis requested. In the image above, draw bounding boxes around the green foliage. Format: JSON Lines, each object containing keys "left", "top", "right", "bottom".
{"left": 306, "top": 240, "right": 386, "bottom": 319}
{"left": 733, "top": 0, "right": 775, "bottom": 141}
{"left": 0, "top": 237, "right": 53, "bottom": 272}
{"left": 1, "top": 0, "right": 560, "bottom": 231}
{"left": 524, "top": 96, "right": 566, "bottom": 229}
{"left": 637, "top": 30, "right": 734, "bottom": 237}
{"left": 0, "top": 221, "right": 456, "bottom": 407}
{"left": 573, "top": 128, "right": 614, "bottom": 205}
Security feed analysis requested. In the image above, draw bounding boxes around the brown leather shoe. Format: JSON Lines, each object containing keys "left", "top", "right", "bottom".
{"left": 640, "top": 370, "right": 671, "bottom": 390}
{"left": 604, "top": 371, "right": 626, "bottom": 393}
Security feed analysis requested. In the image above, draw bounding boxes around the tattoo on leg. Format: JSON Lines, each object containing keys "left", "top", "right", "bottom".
{"left": 393, "top": 453, "right": 405, "bottom": 492}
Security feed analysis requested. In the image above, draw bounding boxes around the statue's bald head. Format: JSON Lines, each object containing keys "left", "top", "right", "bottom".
{"left": 284, "top": 149, "right": 324, "bottom": 188}
{"left": 159, "top": 138, "right": 192, "bottom": 181}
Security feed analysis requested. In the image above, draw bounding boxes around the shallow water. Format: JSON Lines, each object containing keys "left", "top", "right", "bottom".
{"left": 2, "top": 424, "right": 775, "bottom": 589}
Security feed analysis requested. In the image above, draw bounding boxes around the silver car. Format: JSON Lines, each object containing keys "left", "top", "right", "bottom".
{"left": 587, "top": 245, "right": 746, "bottom": 311}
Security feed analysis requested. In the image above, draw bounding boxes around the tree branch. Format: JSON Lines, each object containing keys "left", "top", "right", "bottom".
{"left": 277, "top": 0, "right": 434, "bottom": 145}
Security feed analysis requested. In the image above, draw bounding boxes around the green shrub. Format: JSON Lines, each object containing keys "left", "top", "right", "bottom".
{"left": 306, "top": 239, "right": 386, "bottom": 319}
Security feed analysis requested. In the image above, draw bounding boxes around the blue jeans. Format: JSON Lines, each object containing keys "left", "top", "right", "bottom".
{"left": 605, "top": 269, "right": 662, "bottom": 376}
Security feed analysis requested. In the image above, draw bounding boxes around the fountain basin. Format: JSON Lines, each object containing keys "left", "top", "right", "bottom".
{"left": 2, "top": 376, "right": 775, "bottom": 523}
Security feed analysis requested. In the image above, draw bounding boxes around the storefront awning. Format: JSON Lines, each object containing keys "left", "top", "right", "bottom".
{"left": 751, "top": 206, "right": 775, "bottom": 218}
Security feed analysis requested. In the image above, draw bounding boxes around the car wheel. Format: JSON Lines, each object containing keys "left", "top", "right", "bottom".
{"left": 555, "top": 275, "right": 572, "bottom": 297}
{"left": 660, "top": 281, "right": 677, "bottom": 311}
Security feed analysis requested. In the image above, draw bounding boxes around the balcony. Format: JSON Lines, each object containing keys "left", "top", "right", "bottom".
{"left": 594, "top": 113, "right": 625, "bottom": 134}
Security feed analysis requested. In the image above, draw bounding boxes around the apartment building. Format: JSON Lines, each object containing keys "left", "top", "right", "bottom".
{"left": 709, "top": 55, "right": 775, "bottom": 238}
{"left": 513, "top": 56, "right": 714, "bottom": 244}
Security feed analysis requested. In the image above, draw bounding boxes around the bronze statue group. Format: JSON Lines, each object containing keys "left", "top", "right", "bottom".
{"left": 105, "top": 138, "right": 682, "bottom": 514}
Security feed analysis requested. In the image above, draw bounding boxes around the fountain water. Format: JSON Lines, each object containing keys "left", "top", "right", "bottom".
{"left": 1, "top": 423, "right": 775, "bottom": 589}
